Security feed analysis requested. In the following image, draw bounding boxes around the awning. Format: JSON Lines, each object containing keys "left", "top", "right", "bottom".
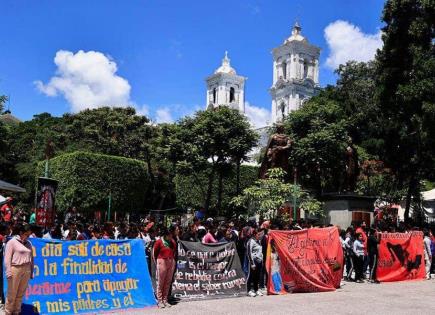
{"left": 0, "top": 179, "right": 26, "bottom": 193}
{"left": 423, "top": 188, "right": 435, "bottom": 201}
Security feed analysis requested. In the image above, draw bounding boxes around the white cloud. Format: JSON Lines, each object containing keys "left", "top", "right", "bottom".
{"left": 324, "top": 20, "right": 382, "bottom": 69}
{"left": 155, "top": 107, "right": 174, "bottom": 123}
{"left": 136, "top": 104, "right": 150, "bottom": 117}
{"left": 35, "top": 50, "right": 131, "bottom": 112}
{"left": 245, "top": 102, "right": 270, "bottom": 128}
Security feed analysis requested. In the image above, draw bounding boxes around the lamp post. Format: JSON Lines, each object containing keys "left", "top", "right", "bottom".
{"left": 108, "top": 191, "right": 112, "bottom": 222}
{"left": 293, "top": 167, "right": 298, "bottom": 222}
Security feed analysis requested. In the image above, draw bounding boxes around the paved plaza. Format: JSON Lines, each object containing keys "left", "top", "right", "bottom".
{"left": 126, "top": 280, "right": 435, "bottom": 315}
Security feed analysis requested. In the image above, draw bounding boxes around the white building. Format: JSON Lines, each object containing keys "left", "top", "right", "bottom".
{"left": 270, "top": 22, "right": 321, "bottom": 123}
{"left": 205, "top": 51, "right": 246, "bottom": 113}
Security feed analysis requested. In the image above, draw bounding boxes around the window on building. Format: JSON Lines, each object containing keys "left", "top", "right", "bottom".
{"left": 303, "top": 60, "right": 308, "bottom": 79}
{"left": 213, "top": 88, "right": 217, "bottom": 103}
{"left": 282, "top": 62, "right": 287, "bottom": 79}
{"left": 280, "top": 102, "right": 286, "bottom": 118}
{"left": 229, "top": 87, "right": 235, "bottom": 103}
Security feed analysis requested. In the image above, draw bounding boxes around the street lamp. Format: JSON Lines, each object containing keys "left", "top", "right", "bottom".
{"left": 293, "top": 167, "right": 298, "bottom": 222}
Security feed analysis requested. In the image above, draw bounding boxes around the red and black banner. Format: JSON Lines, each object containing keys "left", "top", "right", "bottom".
{"left": 377, "top": 232, "right": 425, "bottom": 282}
{"left": 266, "top": 227, "right": 343, "bottom": 294}
{"left": 36, "top": 177, "right": 58, "bottom": 227}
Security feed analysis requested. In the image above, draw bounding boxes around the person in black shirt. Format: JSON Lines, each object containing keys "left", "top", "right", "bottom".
{"left": 181, "top": 222, "right": 198, "bottom": 242}
{"left": 368, "top": 228, "right": 380, "bottom": 283}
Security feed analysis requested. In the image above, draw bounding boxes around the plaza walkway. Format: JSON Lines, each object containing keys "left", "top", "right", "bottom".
{"left": 127, "top": 280, "right": 435, "bottom": 315}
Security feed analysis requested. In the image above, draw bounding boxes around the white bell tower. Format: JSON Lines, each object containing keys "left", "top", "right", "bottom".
{"left": 270, "top": 22, "right": 321, "bottom": 123}
{"left": 206, "top": 52, "right": 246, "bottom": 113}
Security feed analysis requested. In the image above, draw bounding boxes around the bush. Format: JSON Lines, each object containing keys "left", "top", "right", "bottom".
{"left": 38, "top": 151, "right": 150, "bottom": 214}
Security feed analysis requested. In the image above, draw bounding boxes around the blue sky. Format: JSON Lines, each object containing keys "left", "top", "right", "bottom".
{"left": 0, "top": 0, "right": 385, "bottom": 125}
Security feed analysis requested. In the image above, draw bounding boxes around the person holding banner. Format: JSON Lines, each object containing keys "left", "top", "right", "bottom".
{"left": 4, "top": 224, "right": 33, "bottom": 315}
{"left": 153, "top": 227, "right": 176, "bottom": 308}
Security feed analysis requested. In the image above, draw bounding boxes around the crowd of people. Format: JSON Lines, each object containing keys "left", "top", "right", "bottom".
{"left": 0, "top": 197, "right": 435, "bottom": 311}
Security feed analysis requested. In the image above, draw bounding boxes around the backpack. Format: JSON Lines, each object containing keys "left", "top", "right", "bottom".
{"left": 430, "top": 239, "right": 435, "bottom": 255}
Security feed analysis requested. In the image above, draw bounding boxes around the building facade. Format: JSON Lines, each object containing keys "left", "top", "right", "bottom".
{"left": 205, "top": 52, "right": 246, "bottom": 113}
{"left": 270, "top": 22, "right": 321, "bottom": 123}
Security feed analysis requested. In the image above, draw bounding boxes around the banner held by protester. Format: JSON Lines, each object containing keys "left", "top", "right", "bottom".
{"left": 4, "top": 238, "right": 156, "bottom": 315}
{"left": 376, "top": 231, "right": 425, "bottom": 282}
{"left": 266, "top": 227, "right": 343, "bottom": 294}
{"left": 172, "top": 241, "right": 247, "bottom": 301}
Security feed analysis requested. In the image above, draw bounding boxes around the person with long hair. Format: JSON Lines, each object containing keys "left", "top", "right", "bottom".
{"left": 343, "top": 227, "right": 355, "bottom": 281}
{"left": 4, "top": 224, "right": 34, "bottom": 315}
{"left": 153, "top": 227, "right": 176, "bottom": 308}
{"left": 246, "top": 229, "right": 264, "bottom": 297}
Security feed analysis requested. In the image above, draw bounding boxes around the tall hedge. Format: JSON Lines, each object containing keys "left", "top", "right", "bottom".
{"left": 39, "top": 151, "right": 150, "bottom": 214}
{"left": 174, "top": 164, "right": 259, "bottom": 214}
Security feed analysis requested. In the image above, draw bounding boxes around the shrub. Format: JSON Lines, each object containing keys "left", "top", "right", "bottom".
{"left": 38, "top": 151, "right": 150, "bottom": 214}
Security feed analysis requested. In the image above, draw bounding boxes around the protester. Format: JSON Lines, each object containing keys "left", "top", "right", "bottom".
{"left": 4, "top": 224, "right": 33, "bottom": 315}
{"left": 0, "top": 223, "right": 10, "bottom": 307}
{"left": 423, "top": 229, "right": 432, "bottom": 280}
{"left": 430, "top": 229, "right": 435, "bottom": 275}
{"left": 247, "top": 229, "right": 264, "bottom": 297}
{"left": 181, "top": 222, "right": 199, "bottom": 242}
{"left": 353, "top": 233, "right": 365, "bottom": 283}
{"left": 28, "top": 208, "right": 36, "bottom": 224}
{"left": 343, "top": 227, "right": 354, "bottom": 281}
{"left": 355, "top": 222, "right": 368, "bottom": 277}
{"left": 202, "top": 222, "right": 217, "bottom": 244}
{"left": 153, "top": 227, "right": 176, "bottom": 308}
{"left": 367, "top": 228, "right": 380, "bottom": 283}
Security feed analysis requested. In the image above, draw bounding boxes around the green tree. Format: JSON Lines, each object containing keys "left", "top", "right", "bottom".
{"left": 176, "top": 107, "right": 258, "bottom": 213}
{"left": 63, "top": 107, "right": 155, "bottom": 160}
{"left": 375, "top": 0, "right": 435, "bottom": 222}
{"left": 334, "top": 61, "right": 384, "bottom": 153}
{"left": 231, "top": 168, "right": 323, "bottom": 219}
{"left": 283, "top": 90, "right": 349, "bottom": 194}
{"left": 7, "top": 113, "right": 66, "bottom": 201}
{"left": 175, "top": 164, "right": 258, "bottom": 213}
{"left": 6, "top": 107, "right": 158, "bottom": 206}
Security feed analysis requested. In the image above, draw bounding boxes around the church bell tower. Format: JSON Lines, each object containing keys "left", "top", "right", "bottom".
{"left": 270, "top": 22, "right": 321, "bottom": 123}
{"left": 206, "top": 52, "right": 246, "bottom": 113}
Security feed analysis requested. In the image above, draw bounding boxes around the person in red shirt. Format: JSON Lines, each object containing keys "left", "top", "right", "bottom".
{"left": 153, "top": 227, "right": 176, "bottom": 308}
{"left": 0, "top": 197, "right": 14, "bottom": 222}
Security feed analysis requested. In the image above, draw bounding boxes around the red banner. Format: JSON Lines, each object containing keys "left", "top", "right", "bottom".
{"left": 36, "top": 177, "right": 58, "bottom": 227}
{"left": 377, "top": 232, "right": 425, "bottom": 282}
{"left": 266, "top": 227, "right": 343, "bottom": 294}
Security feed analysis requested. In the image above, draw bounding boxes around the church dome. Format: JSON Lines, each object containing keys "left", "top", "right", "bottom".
{"left": 215, "top": 51, "right": 237, "bottom": 75}
{"left": 284, "top": 22, "right": 307, "bottom": 44}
